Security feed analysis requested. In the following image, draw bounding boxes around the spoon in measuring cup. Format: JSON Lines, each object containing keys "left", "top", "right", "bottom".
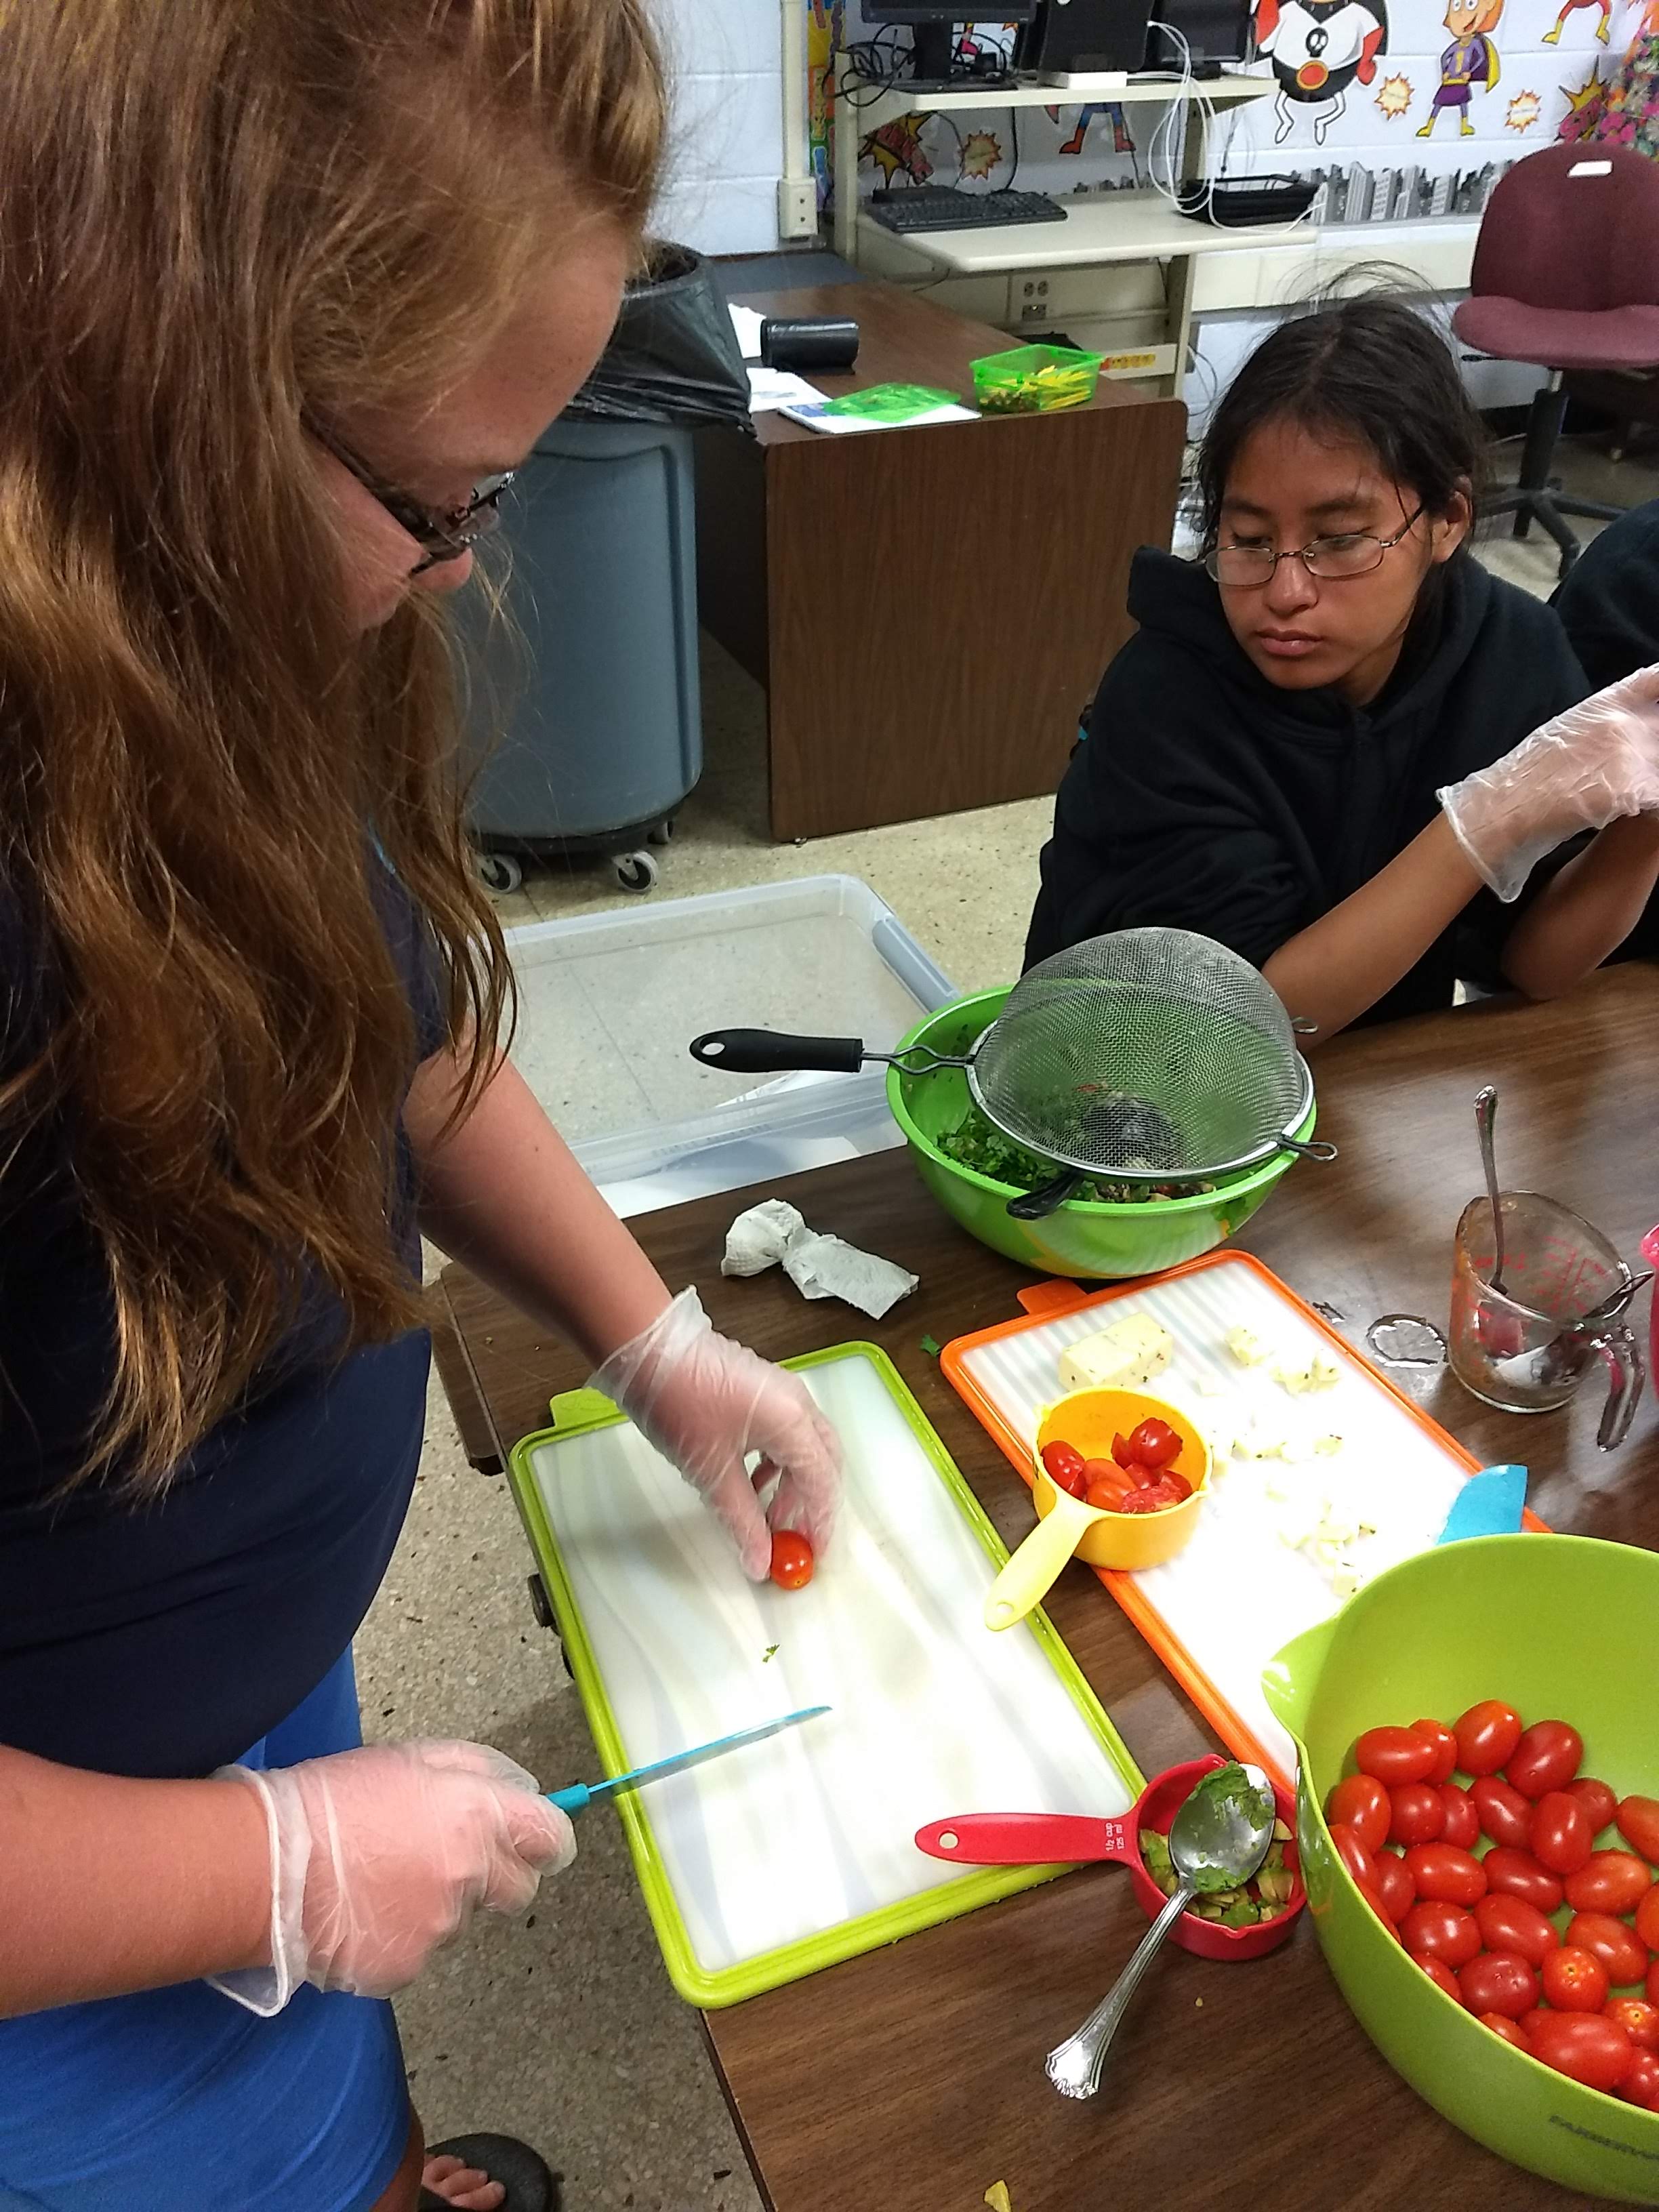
{"left": 1475, "top": 1086, "right": 1508, "bottom": 1298}
{"left": 1045, "top": 1763, "right": 1276, "bottom": 2101}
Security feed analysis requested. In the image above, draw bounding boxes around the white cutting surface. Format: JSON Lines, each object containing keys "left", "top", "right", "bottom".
{"left": 525, "top": 1349, "right": 1135, "bottom": 1980}
{"left": 951, "top": 1257, "right": 1479, "bottom": 1788}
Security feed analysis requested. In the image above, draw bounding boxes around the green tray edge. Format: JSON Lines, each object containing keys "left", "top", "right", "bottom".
{"left": 505, "top": 1339, "right": 1145, "bottom": 2010}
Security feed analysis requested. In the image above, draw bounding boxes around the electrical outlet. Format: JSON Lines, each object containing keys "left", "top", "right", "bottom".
{"left": 777, "top": 177, "right": 819, "bottom": 241}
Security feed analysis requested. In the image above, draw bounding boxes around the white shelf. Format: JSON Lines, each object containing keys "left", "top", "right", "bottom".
{"left": 846, "top": 70, "right": 1275, "bottom": 129}
{"left": 859, "top": 190, "right": 1313, "bottom": 276}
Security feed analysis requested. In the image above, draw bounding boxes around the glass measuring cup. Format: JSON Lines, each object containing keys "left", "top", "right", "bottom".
{"left": 1448, "top": 1194, "right": 1645, "bottom": 1445}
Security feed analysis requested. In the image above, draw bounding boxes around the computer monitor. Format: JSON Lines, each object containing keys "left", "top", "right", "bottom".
{"left": 1143, "top": 0, "right": 1252, "bottom": 74}
{"left": 863, "top": 5, "right": 1037, "bottom": 83}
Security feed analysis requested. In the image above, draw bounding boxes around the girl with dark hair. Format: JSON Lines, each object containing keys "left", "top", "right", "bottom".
{"left": 1026, "top": 295, "right": 1659, "bottom": 1037}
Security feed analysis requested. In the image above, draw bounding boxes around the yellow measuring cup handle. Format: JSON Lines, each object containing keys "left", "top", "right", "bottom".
{"left": 983, "top": 1485, "right": 1097, "bottom": 1633}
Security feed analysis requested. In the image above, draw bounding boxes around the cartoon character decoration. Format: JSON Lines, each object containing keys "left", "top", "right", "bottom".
{"left": 1542, "top": 0, "right": 1610, "bottom": 46}
{"left": 1418, "top": 0, "right": 1503, "bottom": 136}
{"left": 1254, "top": 0, "right": 1389, "bottom": 144}
{"left": 1045, "top": 102, "right": 1136, "bottom": 156}
{"left": 861, "top": 112, "right": 933, "bottom": 186}
{"left": 806, "top": 0, "right": 847, "bottom": 201}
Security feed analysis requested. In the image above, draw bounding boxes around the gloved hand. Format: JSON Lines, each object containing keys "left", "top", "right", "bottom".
{"left": 1439, "top": 664, "right": 1659, "bottom": 901}
{"left": 589, "top": 1288, "right": 842, "bottom": 1580}
{"left": 208, "top": 1740, "right": 574, "bottom": 2017}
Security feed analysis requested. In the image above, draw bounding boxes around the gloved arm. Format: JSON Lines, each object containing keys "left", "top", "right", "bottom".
{"left": 589, "top": 1288, "right": 842, "bottom": 1581}
{"left": 209, "top": 1740, "right": 574, "bottom": 2016}
{"left": 1439, "top": 665, "right": 1659, "bottom": 902}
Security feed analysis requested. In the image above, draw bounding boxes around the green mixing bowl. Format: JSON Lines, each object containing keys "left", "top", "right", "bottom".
{"left": 1264, "top": 1535, "right": 1659, "bottom": 2202}
{"left": 885, "top": 987, "right": 1311, "bottom": 1279}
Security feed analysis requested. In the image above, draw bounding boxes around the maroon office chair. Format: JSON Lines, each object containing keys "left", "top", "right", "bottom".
{"left": 1453, "top": 143, "right": 1659, "bottom": 581}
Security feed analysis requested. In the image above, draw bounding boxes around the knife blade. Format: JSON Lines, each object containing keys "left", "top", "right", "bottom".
{"left": 546, "top": 1704, "right": 830, "bottom": 1815}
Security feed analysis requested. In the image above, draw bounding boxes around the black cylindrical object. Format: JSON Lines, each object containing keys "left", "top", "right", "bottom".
{"left": 760, "top": 316, "right": 861, "bottom": 374}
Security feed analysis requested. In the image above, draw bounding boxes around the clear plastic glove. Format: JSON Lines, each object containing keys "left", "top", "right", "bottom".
{"left": 589, "top": 1287, "right": 842, "bottom": 1580}
{"left": 1439, "top": 664, "right": 1659, "bottom": 901}
{"left": 208, "top": 1740, "right": 574, "bottom": 2017}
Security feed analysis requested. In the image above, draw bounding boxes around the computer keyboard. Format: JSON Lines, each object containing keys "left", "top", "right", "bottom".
{"left": 867, "top": 186, "right": 1068, "bottom": 235}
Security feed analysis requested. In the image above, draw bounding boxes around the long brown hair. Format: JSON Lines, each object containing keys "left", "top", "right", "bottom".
{"left": 0, "top": 1, "right": 665, "bottom": 1490}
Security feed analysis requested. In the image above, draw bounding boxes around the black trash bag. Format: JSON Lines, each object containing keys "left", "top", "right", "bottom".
{"left": 566, "top": 243, "right": 752, "bottom": 432}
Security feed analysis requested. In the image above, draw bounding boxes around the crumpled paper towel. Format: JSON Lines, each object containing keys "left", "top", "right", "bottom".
{"left": 722, "top": 1197, "right": 918, "bottom": 1319}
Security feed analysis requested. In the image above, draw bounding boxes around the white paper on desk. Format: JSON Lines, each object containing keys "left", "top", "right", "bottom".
{"left": 747, "top": 367, "right": 831, "bottom": 413}
{"left": 779, "top": 400, "right": 979, "bottom": 435}
{"left": 729, "top": 304, "right": 766, "bottom": 361}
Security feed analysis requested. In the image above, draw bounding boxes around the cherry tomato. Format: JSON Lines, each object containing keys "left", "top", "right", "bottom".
{"left": 768, "top": 1531, "right": 815, "bottom": 1590}
{"left": 1404, "top": 1842, "right": 1487, "bottom": 1906}
{"left": 1620, "top": 2047, "right": 1659, "bottom": 2112}
{"left": 1110, "top": 1432, "right": 1136, "bottom": 1469}
{"left": 1355, "top": 1877, "right": 1400, "bottom": 1939}
{"left": 1454, "top": 1700, "right": 1523, "bottom": 1778}
{"left": 1085, "top": 1478, "right": 1123, "bottom": 1511}
{"left": 1528, "top": 2011, "right": 1634, "bottom": 2093}
{"left": 1519, "top": 2007, "right": 1553, "bottom": 2044}
{"left": 1481, "top": 1846, "right": 1564, "bottom": 1914}
{"left": 1566, "top": 1851, "right": 1655, "bottom": 1918}
{"left": 1458, "top": 1950, "right": 1540, "bottom": 2020}
{"left": 1328, "top": 1774, "right": 1391, "bottom": 1856}
{"left": 1082, "top": 1462, "right": 1134, "bottom": 1511}
{"left": 1389, "top": 1782, "right": 1446, "bottom": 1848}
{"left": 1116, "top": 1480, "right": 1183, "bottom": 1515}
{"left": 1410, "top": 1719, "right": 1458, "bottom": 1786}
{"left": 1148, "top": 1466, "right": 1192, "bottom": 1501}
{"left": 1566, "top": 1776, "right": 1619, "bottom": 1836}
{"left": 1637, "top": 1883, "right": 1659, "bottom": 1954}
{"left": 1437, "top": 1784, "right": 1481, "bottom": 1852}
{"left": 1567, "top": 1912, "right": 1652, "bottom": 1988}
{"left": 1475, "top": 1892, "right": 1561, "bottom": 1967}
{"left": 1401, "top": 1900, "right": 1481, "bottom": 1969}
{"left": 1040, "top": 1440, "right": 1086, "bottom": 1489}
{"left": 1504, "top": 1719, "right": 1584, "bottom": 1802}
{"left": 1126, "top": 1416, "right": 1180, "bottom": 1469}
{"left": 1605, "top": 1999, "right": 1659, "bottom": 2053}
{"left": 1481, "top": 2012, "right": 1534, "bottom": 2053}
{"left": 1543, "top": 1944, "right": 1612, "bottom": 2013}
{"left": 1328, "top": 1821, "right": 1376, "bottom": 1891}
{"left": 1357, "top": 1727, "right": 1440, "bottom": 1787}
{"left": 1650, "top": 1960, "right": 1659, "bottom": 2008}
{"left": 1618, "top": 1796, "right": 1659, "bottom": 1865}
{"left": 1532, "top": 1790, "right": 1594, "bottom": 1877}
{"left": 1373, "top": 1849, "right": 1416, "bottom": 1923}
{"left": 1471, "top": 1775, "right": 1536, "bottom": 1851}
{"left": 1418, "top": 1954, "right": 1462, "bottom": 2001}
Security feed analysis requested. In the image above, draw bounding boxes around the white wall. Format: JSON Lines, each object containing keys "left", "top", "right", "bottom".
{"left": 653, "top": 0, "right": 790, "bottom": 255}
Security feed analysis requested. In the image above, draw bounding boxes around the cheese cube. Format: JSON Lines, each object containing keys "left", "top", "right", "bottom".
{"left": 1058, "top": 1315, "right": 1174, "bottom": 1395}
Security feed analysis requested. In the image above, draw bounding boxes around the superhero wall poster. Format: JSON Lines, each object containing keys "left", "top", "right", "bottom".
{"left": 1255, "top": 0, "right": 1389, "bottom": 142}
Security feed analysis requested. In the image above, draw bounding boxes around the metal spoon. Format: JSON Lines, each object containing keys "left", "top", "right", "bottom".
{"left": 1475, "top": 1086, "right": 1507, "bottom": 1298}
{"left": 1045, "top": 1763, "right": 1276, "bottom": 2101}
{"left": 1579, "top": 1269, "right": 1654, "bottom": 1330}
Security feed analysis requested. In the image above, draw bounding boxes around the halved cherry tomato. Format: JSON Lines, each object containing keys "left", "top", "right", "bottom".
{"left": 1568, "top": 1912, "right": 1652, "bottom": 1988}
{"left": 1328, "top": 1774, "right": 1391, "bottom": 1855}
{"left": 1401, "top": 1900, "right": 1481, "bottom": 1968}
{"left": 1532, "top": 1790, "right": 1594, "bottom": 1876}
{"left": 1475, "top": 1892, "right": 1560, "bottom": 1967}
{"left": 1438, "top": 1784, "right": 1480, "bottom": 1852}
{"left": 1111, "top": 1433, "right": 1136, "bottom": 1469}
{"left": 1148, "top": 1466, "right": 1192, "bottom": 1501}
{"left": 1126, "top": 1416, "right": 1180, "bottom": 1469}
{"left": 1566, "top": 1776, "right": 1619, "bottom": 1836}
{"left": 1504, "top": 1719, "right": 1584, "bottom": 1802}
{"left": 1454, "top": 1700, "right": 1523, "bottom": 1778}
{"left": 1418, "top": 1954, "right": 1462, "bottom": 2001}
{"left": 1085, "top": 1477, "right": 1126, "bottom": 1511}
{"left": 1357, "top": 1727, "right": 1439, "bottom": 1786}
{"left": 1566, "top": 1852, "right": 1655, "bottom": 1918}
{"left": 1116, "top": 1480, "right": 1183, "bottom": 1515}
{"left": 1620, "top": 2047, "right": 1659, "bottom": 2112}
{"left": 1471, "top": 1775, "right": 1535, "bottom": 1851}
{"left": 1618, "top": 1796, "right": 1659, "bottom": 1865}
{"left": 1482, "top": 1845, "right": 1564, "bottom": 1914}
{"left": 1040, "top": 1440, "right": 1086, "bottom": 1489}
{"left": 1543, "top": 1944, "right": 1611, "bottom": 2013}
{"left": 768, "top": 1531, "right": 815, "bottom": 1590}
{"left": 1404, "top": 1842, "right": 1486, "bottom": 1906}
{"left": 1605, "top": 1999, "right": 1659, "bottom": 2053}
{"left": 1637, "top": 1883, "right": 1659, "bottom": 1954}
{"left": 1458, "top": 1951, "right": 1539, "bottom": 2020}
{"left": 1082, "top": 1462, "right": 1134, "bottom": 1511}
{"left": 1328, "top": 1821, "right": 1376, "bottom": 1891}
{"left": 1482, "top": 2012, "right": 1534, "bottom": 2053}
{"left": 1529, "top": 2010, "right": 1633, "bottom": 2093}
{"left": 1389, "top": 1782, "right": 1446, "bottom": 1847}
{"left": 1373, "top": 1849, "right": 1416, "bottom": 1923}
{"left": 1410, "top": 1719, "right": 1458, "bottom": 1787}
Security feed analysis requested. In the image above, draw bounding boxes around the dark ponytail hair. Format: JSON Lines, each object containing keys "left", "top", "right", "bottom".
{"left": 1195, "top": 289, "right": 1486, "bottom": 551}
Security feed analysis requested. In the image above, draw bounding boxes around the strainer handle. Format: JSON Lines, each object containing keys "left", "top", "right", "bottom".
{"left": 1281, "top": 1134, "right": 1338, "bottom": 1164}
{"left": 689, "top": 1029, "right": 867, "bottom": 1076}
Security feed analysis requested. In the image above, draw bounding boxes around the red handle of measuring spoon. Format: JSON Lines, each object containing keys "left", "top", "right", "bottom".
{"left": 914, "top": 1811, "right": 1137, "bottom": 1867}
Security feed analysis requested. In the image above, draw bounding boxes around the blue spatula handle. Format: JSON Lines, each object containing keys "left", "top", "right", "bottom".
{"left": 546, "top": 1784, "right": 591, "bottom": 1814}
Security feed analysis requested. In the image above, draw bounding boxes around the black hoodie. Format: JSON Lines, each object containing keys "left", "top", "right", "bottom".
{"left": 1553, "top": 497, "right": 1659, "bottom": 693}
{"left": 1025, "top": 547, "right": 1589, "bottom": 1023}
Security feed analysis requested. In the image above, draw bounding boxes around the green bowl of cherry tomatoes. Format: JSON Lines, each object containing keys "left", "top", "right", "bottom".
{"left": 1265, "top": 1534, "right": 1659, "bottom": 2202}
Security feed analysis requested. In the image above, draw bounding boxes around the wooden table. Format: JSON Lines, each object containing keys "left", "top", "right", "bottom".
{"left": 433, "top": 966, "right": 1659, "bottom": 2211}
{"left": 692, "top": 279, "right": 1185, "bottom": 842}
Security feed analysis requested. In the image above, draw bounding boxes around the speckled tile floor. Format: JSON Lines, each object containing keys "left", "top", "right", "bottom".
{"left": 359, "top": 432, "right": 1659, "bottom": 2209}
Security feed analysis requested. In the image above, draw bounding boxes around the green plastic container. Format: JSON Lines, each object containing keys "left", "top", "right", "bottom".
{"left": 970, "top": 342, "right": 1105, "bottom": 415}
{"left": 884, "top": 987, "right": 1309, "bottom": 1279}
{"left": 1265, "top": 1536, "right": 1659, "bottom": 2203}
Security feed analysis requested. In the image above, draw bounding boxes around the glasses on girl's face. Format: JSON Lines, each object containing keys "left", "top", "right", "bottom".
{"left": 1204, "top": 506, "right": 1427, "bottom": 588}
{"left": 304, "top": 414, "right": 515, "bottom": 575}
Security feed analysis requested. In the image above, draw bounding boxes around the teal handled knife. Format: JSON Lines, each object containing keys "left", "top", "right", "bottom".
{"left": 546, "top": 1705, "right": 830, "bottom": 1814}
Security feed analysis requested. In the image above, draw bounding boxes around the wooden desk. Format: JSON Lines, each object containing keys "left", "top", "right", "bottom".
{"left": 432, "top": 966, "right": 1659, "bottom": 2212}
{"left": 692, "top": 279, "right": 1185, "bottom": 842}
